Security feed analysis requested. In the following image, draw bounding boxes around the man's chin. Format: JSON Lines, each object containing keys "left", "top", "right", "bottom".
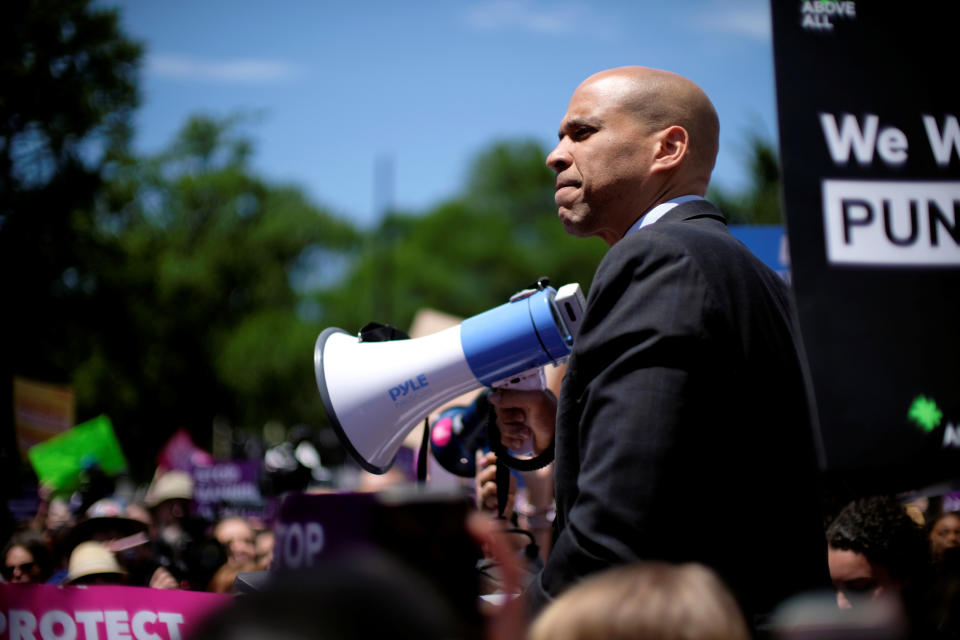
{"left": 558, "top": 210, "right": 592, "bottom": 238}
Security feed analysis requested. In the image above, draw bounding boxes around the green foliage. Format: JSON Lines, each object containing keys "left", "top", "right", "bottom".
{"left": 0, "top": 0, "right": 142, "bottom": 484}
{"left": 0, "top": 0, "right": 142, "bottom": 372}
{"left": 0, "top": 0, "right": 141, "bottom": 193}
{"left": 465, "top": 139, "right": 556, "bottom": 225}
{"left": 318, "top": 140, "right": 605, "bottom": 336}
{"left": 66, "top": 114, "right": 361, "bottom": 473}
{"left": 708, "top": 132, "right": 783, "bottom": 225}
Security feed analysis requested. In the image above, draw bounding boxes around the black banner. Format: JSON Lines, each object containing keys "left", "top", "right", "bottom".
{"left": 770, "top": 1, "right": 960, "bottom": 494}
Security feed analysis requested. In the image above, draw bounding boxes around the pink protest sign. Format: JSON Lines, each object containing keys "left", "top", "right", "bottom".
{"left": 0, "top": 583, "right": 232, "bottom": 639}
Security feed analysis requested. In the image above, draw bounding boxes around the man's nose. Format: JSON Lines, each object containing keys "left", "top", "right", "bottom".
{"left": 546, "top": 141, "right": 571, "bottom": 173}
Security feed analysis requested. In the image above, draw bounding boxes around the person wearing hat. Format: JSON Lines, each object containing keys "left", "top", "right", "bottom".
{"left": 144, "top": 470, "right": 194, "bottom": 548}
{"left": 67, "top": 497, "right": 181, "bottom": 589}
{"left": 68, "top": 498, "right": 150, "bottom": 551}
{"left": 65, "top": 541, "right": 127, "bottom": 586}
{"left": 144, "top": 469, "right": 225, "bottom": 590}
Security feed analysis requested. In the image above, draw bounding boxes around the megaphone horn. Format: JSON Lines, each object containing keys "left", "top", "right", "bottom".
{"left": 315, "top": 280, "right": 586, "bottom": 474}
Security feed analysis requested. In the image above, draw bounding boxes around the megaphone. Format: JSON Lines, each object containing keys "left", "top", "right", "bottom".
{"left": 315, "top": 279, "right": 585, "bottom": 474}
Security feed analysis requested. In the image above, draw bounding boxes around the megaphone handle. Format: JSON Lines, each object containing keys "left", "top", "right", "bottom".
{"left": 485, "top": 409, "right": 555, "bottom": 472}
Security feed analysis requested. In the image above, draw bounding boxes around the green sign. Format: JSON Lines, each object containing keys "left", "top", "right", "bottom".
{"left": 27, "top": 414, "right": 128, "bottom": 493}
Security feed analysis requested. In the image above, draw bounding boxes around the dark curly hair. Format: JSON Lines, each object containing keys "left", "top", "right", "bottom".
{"left": 826, "top": 495, "right": 929, "bottom": 582}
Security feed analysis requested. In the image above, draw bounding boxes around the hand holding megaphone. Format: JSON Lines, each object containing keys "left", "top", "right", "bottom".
{"left": 487, "top": 387, "right": 558, "bottom": 457}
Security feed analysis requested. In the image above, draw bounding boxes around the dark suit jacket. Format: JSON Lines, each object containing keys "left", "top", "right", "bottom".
{"left": 529, "top": 200, "right": 829, "bottom": 622}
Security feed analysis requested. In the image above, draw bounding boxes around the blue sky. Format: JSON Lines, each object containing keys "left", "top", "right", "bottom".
{"left": 106, "top": 0, "right": 778, "bottom": 228}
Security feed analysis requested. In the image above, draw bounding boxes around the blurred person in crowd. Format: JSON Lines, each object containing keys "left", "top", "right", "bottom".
{"left": 356, "top": 465, "right": 410, "bottom": 493}
{"left": 474, "top": 451, "right": 547, "bottom": 599}
{"left": 207, "top": 558, "right": 258, "bottom": 594}
{"left": 528, "top": 561, "right": 751, "bottom": 640}
{"left": 43, "top": 495, "right": 75, "bottom": 548}
{"left": 122, "top": 501, "right": 181, "bottom": 589}
{"left": 67, "top": 497, "right": 149, "bottom": 551}
{"left": 152, "top": 530, "right": 225, "bottom": 591}
{"left": 145, "top": 470, "right": 195, "bottom": 547}
{"left": 32, "top": 489, "right": 75, "bottom": 542}
{"left": 27, "top": 490, "right": 75, "bottom": 581}
{"left": 144, "top": 469, "right": 224, "bottom": 589}
{"left": 768, "top": 591, "right": 909, "bottom": 640}
{"left": 65, "top": 540, "right": 127, "bottom": 586}
{"left": 254, "top": 529, "right": 274, "bottom": 571}
{"left": 475, "top": 451, "right": 517, "bottom": 517}
{"left": 213, "top": 516, "right": 256, "bottom": 569}
{"left": 826, "top": 495, "right": 929, "bottom": 611}
{"left": 487, "top": 65, "right": 829, "bottom": 628}
{"left": 928, "top": 510, "right": 960, "bottom": 564}
{"left": 65, "top": 497, "right": 172, "bottom": 588}
{"left": 913, "top": 509, "right": 960, "bottom": 638}
{"left": 124, "top": 501, "right": 153, "bottom": 531}
{"left": 2, "top": 529, "right": 54, "bottom": 584}
{"left": 188, "top": 549, "right": 476, "bottom": 640}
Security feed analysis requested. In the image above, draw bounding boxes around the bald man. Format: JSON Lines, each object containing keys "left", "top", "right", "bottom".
{"left": 490, "top": 67, "right": 829, "bottom": 626}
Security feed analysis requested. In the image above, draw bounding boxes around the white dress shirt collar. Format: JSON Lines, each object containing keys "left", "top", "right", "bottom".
{"left": 623, "top": 195, "right": 704, "bottom": 238}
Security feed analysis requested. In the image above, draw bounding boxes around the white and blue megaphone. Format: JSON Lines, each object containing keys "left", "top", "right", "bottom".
{"left": 315, "top": 278, "right": 586, "bottom": 474}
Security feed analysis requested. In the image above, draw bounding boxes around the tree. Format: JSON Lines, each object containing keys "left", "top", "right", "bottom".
{"left": 316, "top": 140, "right": 606, "bottom": 336}
{"left": 73, "top": 114, "right": 360, "bottom": 478}
{"left": 0, "top": 0, "right": 141, "bottom": 484}
{"left": 708, "top": 132, "right": 783, "bottom": 225}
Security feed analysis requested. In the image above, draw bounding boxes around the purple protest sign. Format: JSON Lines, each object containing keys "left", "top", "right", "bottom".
{"left": 943, "top": 491, "right": 960, "bottom": 514}
{"left": 191, "top": 461, "right": 264, "bottom": 522}
{"left": 272, "top": 492, "right": 378, "bottom": 571}
{"left": 271, "top": 489, "right": 483, "bottom": 623}
{"left": 0, "top": 583, "right": 231, "bottom": 639}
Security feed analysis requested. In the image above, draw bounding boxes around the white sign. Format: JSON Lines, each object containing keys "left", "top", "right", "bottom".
{"left": 821, "top": 179, "right": 960, "bottom": 265}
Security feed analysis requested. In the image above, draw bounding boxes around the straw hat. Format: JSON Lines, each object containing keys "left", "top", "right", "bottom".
{"left": 144, "top": 470, "right": 194, "bottom": 508}
{"left": 66, "top": 541, "right": 127, "bottom": 584}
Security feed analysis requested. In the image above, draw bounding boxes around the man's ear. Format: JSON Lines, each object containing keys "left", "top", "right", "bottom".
{"left": 651, "top": 125, "right": 689, "bottom": 173}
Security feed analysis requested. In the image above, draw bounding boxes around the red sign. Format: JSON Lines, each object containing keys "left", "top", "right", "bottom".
{"left": 0, "top": 583, "right": 231, "bottom": 639}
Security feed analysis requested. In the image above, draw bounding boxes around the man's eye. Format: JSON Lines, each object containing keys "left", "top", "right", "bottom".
{"left": 573, "top": 127, "right": 592, "bottom": 140}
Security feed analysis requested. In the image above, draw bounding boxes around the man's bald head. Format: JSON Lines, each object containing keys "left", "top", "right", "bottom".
{"left": 547, "top": 66, "right": 721, "bottom": 244}
{"left": 578, "top": 67, "right": 720, "bottom": 184}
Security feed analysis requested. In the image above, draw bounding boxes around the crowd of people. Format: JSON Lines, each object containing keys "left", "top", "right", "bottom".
{"left": 1, "top": 468, "right": 273, "bottom": 594}
{"left": 2, "top": 458, "right": 959, "bottom": 639}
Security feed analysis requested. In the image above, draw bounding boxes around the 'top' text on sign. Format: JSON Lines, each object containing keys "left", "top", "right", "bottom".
{"left": 822, "top": 180, "right": 960, "bottom": 265}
